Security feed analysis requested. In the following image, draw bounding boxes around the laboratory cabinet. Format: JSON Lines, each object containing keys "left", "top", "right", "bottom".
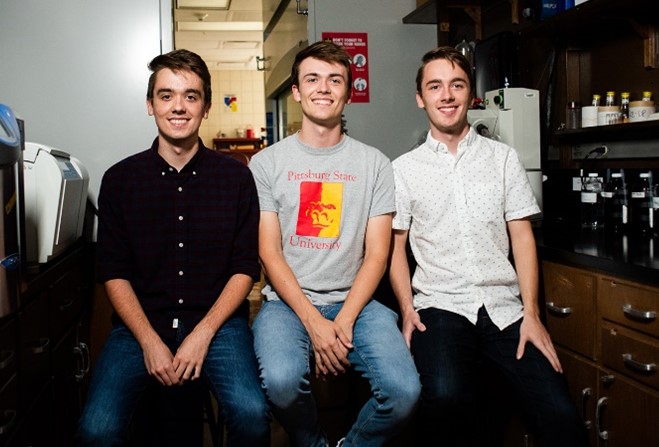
{"left": 543, "top": 261, "right": 659, "bottom": 446}
{"left": 0, "top": 243, "right": 93, "bottom": 447}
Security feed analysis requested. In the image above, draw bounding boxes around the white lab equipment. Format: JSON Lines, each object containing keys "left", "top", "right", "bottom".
{"left": 23, "top": 142, "right": 89, "bottom": 264}
{"left": 467, "top": 88, "right": 543, "bottom": 213}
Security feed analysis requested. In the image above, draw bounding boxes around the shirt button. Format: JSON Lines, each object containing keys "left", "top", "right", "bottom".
{"left": 178, "top": 299, "right": 184, "bottom": 304}
{"left": 178, "top": 215, "right": 184, "bottom": 221}
{"left": 169, "top": 167, "right": 174, "bottom": 172}
{"left": 179, "top": 242, "right": 184, "bottom": 248}
{"left": 178, "top": 270, "right": 184, "bottom": 276}
{"left": 161, "top": 171, "right": 166, "bottom": 176}
{"left": 178, "top": 186, "right": 183, "bottom": 192}
{"left": 193, "top": 171, "right": 197, "bottom": 175}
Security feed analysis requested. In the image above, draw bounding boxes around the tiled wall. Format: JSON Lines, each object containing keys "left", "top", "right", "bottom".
{"left": 198, "top": 69, "right": 266, "bottom": 148}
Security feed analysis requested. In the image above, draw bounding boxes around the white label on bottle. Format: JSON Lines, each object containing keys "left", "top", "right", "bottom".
{"left": 654, "top": 197, "right": 659, "bottom": 208}
{"left": 601, "top": 192, "right": 613, "bottom": 198}
{"left": 581, "top": 192, "right": 597, "bottom": 203}
{"left": 631, "top": 191, "right": 647, "bottom": 199}
{"left": 623, "top": 205, "right": 628, "bottom": 223}
{"left": 572, "top": 177, "right": 583, "bottom": 191}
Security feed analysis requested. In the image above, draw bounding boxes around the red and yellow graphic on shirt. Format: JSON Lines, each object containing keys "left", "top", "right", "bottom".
{"left": 297, "top": 182, "right": 343, "bottom": 237}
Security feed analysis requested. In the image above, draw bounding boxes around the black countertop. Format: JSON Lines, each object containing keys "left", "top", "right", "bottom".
{"left": 534, "top": 222, "right": 659, "bottom": 287}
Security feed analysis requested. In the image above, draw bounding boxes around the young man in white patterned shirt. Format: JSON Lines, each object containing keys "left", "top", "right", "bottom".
{"left": 388, "top": 46, "right": 587, "bottom": 446}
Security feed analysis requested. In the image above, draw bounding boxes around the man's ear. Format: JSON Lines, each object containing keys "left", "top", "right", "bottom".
{"left": 415, "top": 92, "right": 425, "bottom": 110}
{"left": 292, "top": 84, "right": 301, "bottom": 102}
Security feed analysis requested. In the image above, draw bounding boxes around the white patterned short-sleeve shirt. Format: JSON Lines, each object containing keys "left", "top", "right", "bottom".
{"left": 392, "top": 128, "right": 540, "bottom": 330}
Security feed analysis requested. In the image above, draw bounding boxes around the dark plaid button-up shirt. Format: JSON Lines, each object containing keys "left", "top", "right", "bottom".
{"left": 97, "top": 138, "right": 260, "bottom": 341}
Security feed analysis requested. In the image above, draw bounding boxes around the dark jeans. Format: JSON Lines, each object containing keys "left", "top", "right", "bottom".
{"left": 76, "top": 318, "right": 270, "bottom": 447}
{"left": 411, "top": 306, "right": 587, "bottom": 447}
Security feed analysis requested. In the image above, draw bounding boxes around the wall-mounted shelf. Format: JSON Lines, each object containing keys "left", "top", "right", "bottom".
{"left": 551, "top": 120, "right": 659, "bottom": 146}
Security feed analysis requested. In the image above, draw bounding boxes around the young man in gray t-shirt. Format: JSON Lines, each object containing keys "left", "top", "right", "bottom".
{"left": 249, "top": 41, "right": 420, "bottom": 447}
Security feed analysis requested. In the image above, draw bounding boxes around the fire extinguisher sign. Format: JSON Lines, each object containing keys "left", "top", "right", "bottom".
{"left": 322, "top": 32, "right": 369, "bottom": 104}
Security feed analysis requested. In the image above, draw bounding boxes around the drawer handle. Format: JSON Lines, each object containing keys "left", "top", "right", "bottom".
{"left": 31, "top": 337, "right": 50, "bottom": 354}
{"left": 59, "top": 298, "right": 75, "bottom": 311}
{"left": 622, "top": 353, "right": 657, "bottom": 373}
{"left": 580, "top": 387, "right": 592, "bottom": 429}
{"left": 622, "top": 304, "right": 656, "bottom": 321}
{"left": 546, "top": 302, "right": 573, "bottom": 315}
{"left": 73, "top": 342, "right": 91, "bottom": 382}
{"left": 0, "top": 409, "right": 17, "bottom": 435}
{"left": 0, "top": 350, "right": 14, "bottom": 370}
{"left": 595, "top": 396, "right": 609, "bottom": 440}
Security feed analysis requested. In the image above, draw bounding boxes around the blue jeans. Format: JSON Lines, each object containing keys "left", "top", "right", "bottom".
{"left": 412, "top": 306, "right": 587, "bottom": 447}
{"left": 253, "top": 299, "right": 421, "bottom": 447}
{"left": 76, "top": 318, "right": 270, "bottom": 447}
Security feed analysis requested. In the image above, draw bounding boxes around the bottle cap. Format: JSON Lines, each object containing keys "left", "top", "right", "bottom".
{"left": 588, "top": 173, "right": 598, "bottom": 177}
{"left": 611, "top": 172, "right": 622, "bottom": 177}
{"left": 621, "top": 92, "right": 630, "bottom": 98}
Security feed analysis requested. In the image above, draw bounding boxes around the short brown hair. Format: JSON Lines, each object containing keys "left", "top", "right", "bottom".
{"left": 146, "top": 49, "right": 212, "bottom": 105}
{"left": 416, "top": 46, "right": 474, "bottom": 99}
{"left": 292, "top": 40, "right": 353, "bottom": 96}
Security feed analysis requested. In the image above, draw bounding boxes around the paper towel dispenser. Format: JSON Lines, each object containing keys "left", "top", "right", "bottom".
{"left": 23, "top": 142, "right": 89, "bottom": 265}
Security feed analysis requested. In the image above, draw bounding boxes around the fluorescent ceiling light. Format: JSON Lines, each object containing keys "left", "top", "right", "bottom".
{"left": 177, "top": 0, "right": 231, "bottom": 9}
{"left": 222, "top": 41, "right": 260, "bottom": 49}
{"left": 177, "top": 21, "right": 263, "bottom": 31}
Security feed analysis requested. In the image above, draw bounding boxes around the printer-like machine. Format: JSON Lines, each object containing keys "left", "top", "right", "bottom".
{"left": 23, "top": 142, "right": 89, "bottom": 266}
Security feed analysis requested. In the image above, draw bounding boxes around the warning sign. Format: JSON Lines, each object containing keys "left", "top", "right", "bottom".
{"left": 322, "top": 32, "right": 369, "bottom": 104}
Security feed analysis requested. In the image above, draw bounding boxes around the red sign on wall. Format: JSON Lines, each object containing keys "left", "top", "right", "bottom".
{"left": 321, "top": 32, "right": 369, "bottom": 104}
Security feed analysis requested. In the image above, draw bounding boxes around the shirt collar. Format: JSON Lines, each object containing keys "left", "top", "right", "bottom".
{"left": 148, "top": 137, "right": 207, "bottom": 174}
{"left": 424, "top": 126, "right": 479, "bottom": 155}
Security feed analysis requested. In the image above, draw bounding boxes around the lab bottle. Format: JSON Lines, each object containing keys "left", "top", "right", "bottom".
{"left": 591, "top": 94, "right": 601, "bottom": 107}
{"left": 605, "top": 91, "right": 616, "bottom": 107}
{"left": 630, "top": 172, "right": 654, "bottom": 236}
{"left": 581, "top": 173, "right": 604, "bottom": 229}
{"left": 601, "top": 171, "right": 628, "bottom": 233}
{"left": 642, "top": 91, "right": 653, "bottom": 102}
{"left": 620, "top": 92, "right": 630, "bottom": 123}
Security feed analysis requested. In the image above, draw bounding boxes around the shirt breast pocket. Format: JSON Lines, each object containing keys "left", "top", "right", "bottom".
{"left": 465, "top": 181, "right": 503, "bottom": 222}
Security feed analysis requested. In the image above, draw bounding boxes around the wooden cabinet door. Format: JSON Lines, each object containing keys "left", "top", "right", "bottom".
{"left": 52, "top": 323, "right": 90, "bottom": 446}
{"left": 543, "top": 262, "right": 598, "bottom": 360}
{"left": 17, "top": 293, "right": 50, "bottom": 413}
{"left": 597, "top": 370, "right": 659, "bottom": 446}
{"left": 557, "top": 347, "right": 600, "bottom": 447}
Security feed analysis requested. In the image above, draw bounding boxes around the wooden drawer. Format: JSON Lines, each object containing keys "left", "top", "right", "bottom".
{"left": 601, "top": 321, "right": 659, "bottom": 391}
{"left": 49, "top": 263, "right": 87, "bottom": 343}
{"left": 0, "top": 374, "right": 18, "bottom": 441}
{"left": 542, "top": 262, "right": 598, "bottom": 360}
{"left": 599, "top": 277, "right": 659, "bottom": 338}
{"left": 0, "top": 318, "right": 17, "bottom": 388}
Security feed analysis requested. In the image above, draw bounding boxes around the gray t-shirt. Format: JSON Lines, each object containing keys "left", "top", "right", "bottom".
{"left": 249, "top": 134, "right": 395, "bottom": 305}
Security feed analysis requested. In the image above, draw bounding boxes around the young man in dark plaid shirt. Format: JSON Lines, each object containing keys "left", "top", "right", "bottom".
{"left": 76, "top": 49, "right": 270, "bottom": 447}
